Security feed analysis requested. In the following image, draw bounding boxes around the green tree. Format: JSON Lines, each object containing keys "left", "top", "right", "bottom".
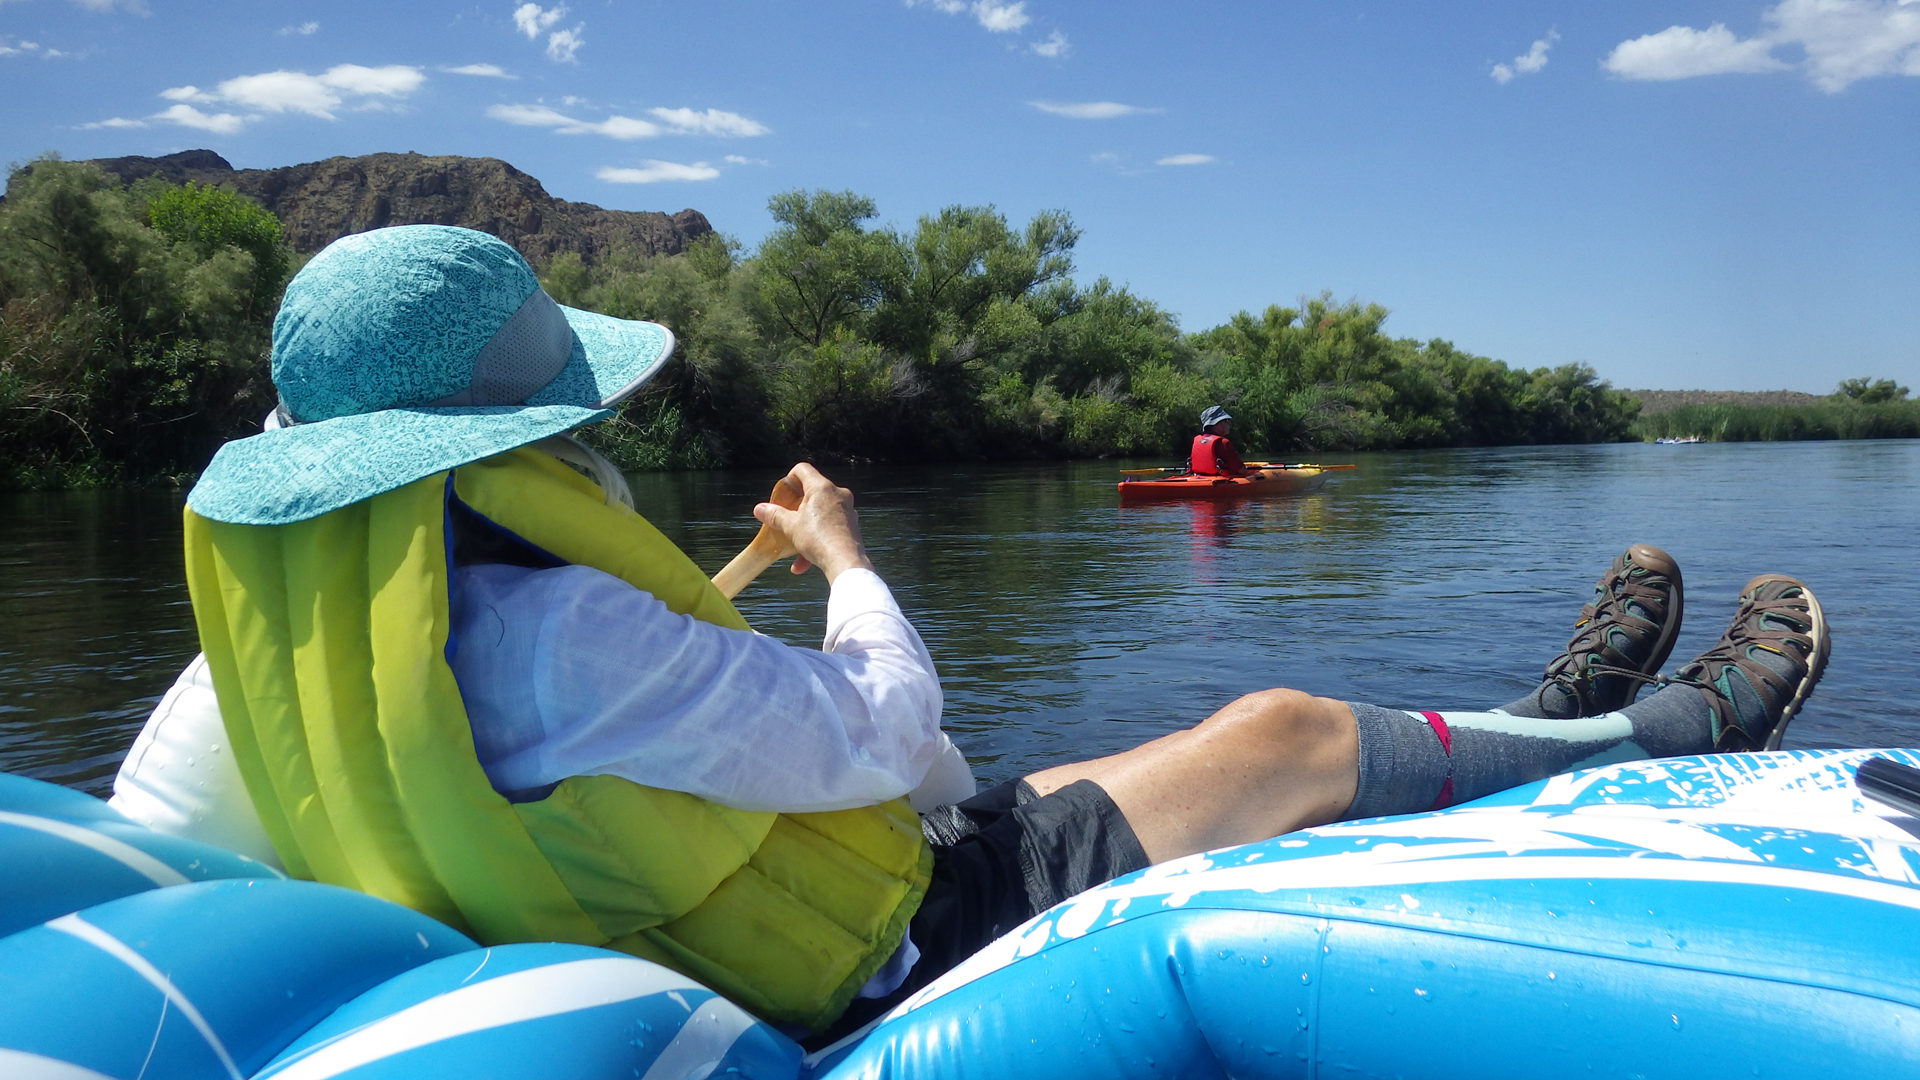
{"left": 0, "top": 158, "right": 289, "bottom": 485}
{"left": 540, "top": 242, "right": 768, "bottom": 468}
{"left": 1834, "top": 376, "right": 1910, "bottom": 404}
{"left": 755, "top": 190, "right": 895, "bottom": 347}
{"left": 144, "top": 180, "right": 291, "bottom": 316}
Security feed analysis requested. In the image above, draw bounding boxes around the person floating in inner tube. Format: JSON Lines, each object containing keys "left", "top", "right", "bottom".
{"left": 1190, "top": 404, "right": 1250, "bottom": 476}
{"left": 113, "top": 226, "right": 1833, "bottom": 1046}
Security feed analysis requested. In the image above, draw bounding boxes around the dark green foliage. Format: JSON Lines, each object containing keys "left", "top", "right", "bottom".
{"left": 1833, "top": 376, "right": 1911, "bottom": 405}
{"left": 0, "top": 172, "right": 1694, "bottom": 486}
{"left": 145, "top": 181, "right": 291, "bottom": 317}
{"left": 1, "top": 158, "right": 291, "bottom": 487}
{"left": 555, "top": 188, "right": 1643, "bottom": 469}
{"left": 1634, "top": 400, "right": 1920, "bottom": 442}
{"left": 1189, "top": 298, "right": 1640, "bottom": 452}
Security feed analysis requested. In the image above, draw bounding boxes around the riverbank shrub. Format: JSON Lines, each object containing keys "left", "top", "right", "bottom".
{"left": 0, "top": 158, "right": 289, "bottom": 487}
{"left": 553, "top": 191, "right": 1641, "bottom": 469}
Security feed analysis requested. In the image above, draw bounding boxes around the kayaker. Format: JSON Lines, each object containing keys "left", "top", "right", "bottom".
{"left": 114, "top": 226, "right": 1833, "bottom": 1044}
{"left": 1190, "top": 405, "right": 1250, "bottom": 476}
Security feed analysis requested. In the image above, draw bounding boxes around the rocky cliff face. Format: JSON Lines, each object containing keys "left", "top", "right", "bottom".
{"left": 82, "top": 149, "right": 712, "bottom": 264}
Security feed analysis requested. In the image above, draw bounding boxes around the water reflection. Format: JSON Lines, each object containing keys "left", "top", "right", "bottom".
{"left": 4, "top": 440, "right": 1917, "bottom": 795}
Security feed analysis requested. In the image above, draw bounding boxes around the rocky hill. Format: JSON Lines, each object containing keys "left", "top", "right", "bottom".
{"left": 1624, "top": 389, "right": 1825, "bottom": 414}
{"left": 79, "top": 149, "right": 712, "bottom": 265}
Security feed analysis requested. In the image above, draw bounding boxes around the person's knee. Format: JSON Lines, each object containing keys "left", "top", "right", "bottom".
{"left": 1207, "top": 689, "right": 1351, "bottom": 751}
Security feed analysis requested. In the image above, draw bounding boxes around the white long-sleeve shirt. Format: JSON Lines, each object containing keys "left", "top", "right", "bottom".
{"left": 113, "top": 565, "right": 974, "bottom": 863}
{"left": 450, "top": 563, "right": 965, "bottom": 812}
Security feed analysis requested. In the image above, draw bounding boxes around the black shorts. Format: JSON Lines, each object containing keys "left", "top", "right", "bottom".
{"left": 817, "top": 778, "right": 1150, "bottom": 1042}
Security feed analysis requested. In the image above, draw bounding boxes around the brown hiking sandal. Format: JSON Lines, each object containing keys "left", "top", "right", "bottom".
{"left": 1665, "top": 575, "right": 1830, "bottom": 752}
{"left": 1537, "top": 544, "right": 1685, "bottom": 716}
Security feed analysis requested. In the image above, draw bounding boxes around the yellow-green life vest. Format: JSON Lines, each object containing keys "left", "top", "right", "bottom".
{"left": 183, "top": 447, "right": 932, "bottom": 1031}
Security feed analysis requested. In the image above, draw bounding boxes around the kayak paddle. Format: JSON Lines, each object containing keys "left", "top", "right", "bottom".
{"left": 710, "top": 476, "right": 804, "bottom": 600}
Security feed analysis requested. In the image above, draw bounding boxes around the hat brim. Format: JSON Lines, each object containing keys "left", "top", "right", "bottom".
{"left": 188, "top": 404, "right": 612, "bottom": 525}
{"left": 527, "top": 307, "right": 676, "bottom": 410}
{"left": 188, "top": 309, "right": 675, "bottom": 526}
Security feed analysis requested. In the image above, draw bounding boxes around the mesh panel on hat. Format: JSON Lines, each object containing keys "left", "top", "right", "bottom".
{"left": 432, "top": 289, "right": 576, "bottom": 407}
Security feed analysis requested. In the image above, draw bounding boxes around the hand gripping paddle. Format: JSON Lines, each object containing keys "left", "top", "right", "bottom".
{"left": 710, "top": 476, "right": 805, "bottom": 600}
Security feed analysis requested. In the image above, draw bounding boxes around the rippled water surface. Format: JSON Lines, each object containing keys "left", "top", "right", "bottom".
{"left": 4, "top": 440, "right": 1916, "bottom": 796}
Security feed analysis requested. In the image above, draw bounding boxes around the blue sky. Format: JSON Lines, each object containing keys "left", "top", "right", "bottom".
{"left": 3, "top": 0, "right": 1916, "bottom": 392}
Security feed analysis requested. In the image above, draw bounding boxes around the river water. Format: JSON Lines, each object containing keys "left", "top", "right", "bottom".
{"left": 3, "top": 440, "right": 1915, "bottom": 797}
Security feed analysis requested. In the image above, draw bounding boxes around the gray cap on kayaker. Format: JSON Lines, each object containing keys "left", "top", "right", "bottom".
{"left": 1200, "top": 405, "right": 1233, "bottom": 430}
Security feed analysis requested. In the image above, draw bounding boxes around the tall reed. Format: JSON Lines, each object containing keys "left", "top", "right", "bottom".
{"left": 1633, "top": 402, "right": 1920, "bottom": 442}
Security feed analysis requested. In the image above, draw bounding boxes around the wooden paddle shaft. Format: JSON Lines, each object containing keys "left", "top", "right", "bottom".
{"left": 710, "top": 476, "right": 804, "bottom": 600}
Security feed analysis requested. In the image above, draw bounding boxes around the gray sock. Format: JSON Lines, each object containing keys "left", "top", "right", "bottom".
{"left": 1616, "top": 645, "right": 1799, "bottom": 748}
{"left": 1495, "top": 681, "right": 1577, "bottom": 720}
{"left": 1342, "top": 698, "right": 1714, "bottom": 819}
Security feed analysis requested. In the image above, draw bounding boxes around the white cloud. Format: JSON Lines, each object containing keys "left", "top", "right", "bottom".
{"left": 0, "top": 37, "right": 31, "bottom": 57}
{"left": 908, "top": 0, "right": 1050, "bottom": 39}
{"left": 1603, "top": 23, "right": 1787, "bottom": 81}
{"left": 489, "top": 102, "right": 578, "bottom": 127}
{"left": 320, "top": 63, "right": 425, "bottom": 97}
{"left": 211, "top": 70, "right": 341, "bottom": 116}
{"left": 154, "top": 64, "right": 424, "bottom": 124}
{"left": 597, "top": 161, "right": 721, "bottom": 183}
{"left": 581, "top": 114, "right": 657, "bottom": 138}
{"left": 71, "top": 0, "right": 148, "bottom": 12}
{"left": 487, "top": 102, "right": 663, "bottom": 138}
{"left": 724, "top": 154, "right": 769, "bottom": 165}
{"left": 1772, "top": 0, "right": 1920, "bottom": 90}
{"left": 1604, "top": 0, "right": 1920, "bottom": 92}
{"left": 512, "top": 3, "right": 565, "bottom": 39}
{"left": 1030, "top": 29, "right": 1069, "bottom": 57}
{"left": 445, "top": 63, "right": 513, "bottom": 78}
{"left": 1156, "top": 153, "right": 1215, "bottom": 166}
{"left": 546, "top": 25, "right": 584, "bottom": 62}
{"left": 80, "top": 116, "right": 147, "bottom": 129}
{"left": 1029, "top": 100, "right": 1160, "bottom": 119}
{"left": 4, "top": 34, "right": 78, "bottom": 59}
{"left": 648, "top": 106, "right": 771, "bottom": 137}
{"left": 1513, "top": 30, "right": 1558, "bottom": 73}
{"left": 973, "top": 0, "right": 1028, "bottom": 32}
{"left": 490, "top": 102, "right": 772, "bottom": 139}
{"left": 1491, "top": 28, "right": 1558, "bottom": 84}
{"left": 152, "top": 103, "right": 247, "bottom": 134}
{"left": 278, "top": 21, "right": 319, "bottom": 36}
{"left": 562, "top": 95, "right": 587, "bottom": 106}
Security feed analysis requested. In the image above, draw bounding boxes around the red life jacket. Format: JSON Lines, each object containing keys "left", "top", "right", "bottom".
{"left": 1190, "top": 434, "right": 1246, "bottom": 477}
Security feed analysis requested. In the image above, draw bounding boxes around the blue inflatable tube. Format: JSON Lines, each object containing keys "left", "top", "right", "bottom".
{"left": 0, "top": 878, "right": 475, "bottom": 1079}
{"left": 813, "top": 749, "right": 1920, "bottom": 1078}
{"left": 0, "top": 774, "right": 280, "bottom": 939}
{"left": 255, "top": 942, "right": 801, "bottom": 1079}
{"left": 6, "top": 752, "right": 1920, "bottom": 1078}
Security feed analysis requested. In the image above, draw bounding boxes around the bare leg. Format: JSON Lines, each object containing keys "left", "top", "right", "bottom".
{"left": 1025, "top": 690, "right": 1359, "bottom": 864}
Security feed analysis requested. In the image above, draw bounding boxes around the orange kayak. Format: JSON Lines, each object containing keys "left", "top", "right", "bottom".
{"left": 1117, "top": 467, "right": 1330, "bottom": 502}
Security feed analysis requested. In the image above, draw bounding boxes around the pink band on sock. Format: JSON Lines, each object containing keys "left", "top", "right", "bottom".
{"left": 1419, "top": 711, "right": 1455, "bottom": 810}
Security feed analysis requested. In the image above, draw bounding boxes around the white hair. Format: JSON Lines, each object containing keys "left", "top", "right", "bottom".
{"left": 533, "top": 434, "right": 634, "bottom": 510}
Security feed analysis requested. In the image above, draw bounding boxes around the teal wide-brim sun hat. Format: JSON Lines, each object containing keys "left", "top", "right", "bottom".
{"left": 188, "top": 225, "right": 674, "bottom": 526}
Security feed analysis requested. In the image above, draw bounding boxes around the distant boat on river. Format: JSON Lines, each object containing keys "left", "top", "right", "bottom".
{"left": 1116, "top": 464, "right": 1347, "bottom": 503}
